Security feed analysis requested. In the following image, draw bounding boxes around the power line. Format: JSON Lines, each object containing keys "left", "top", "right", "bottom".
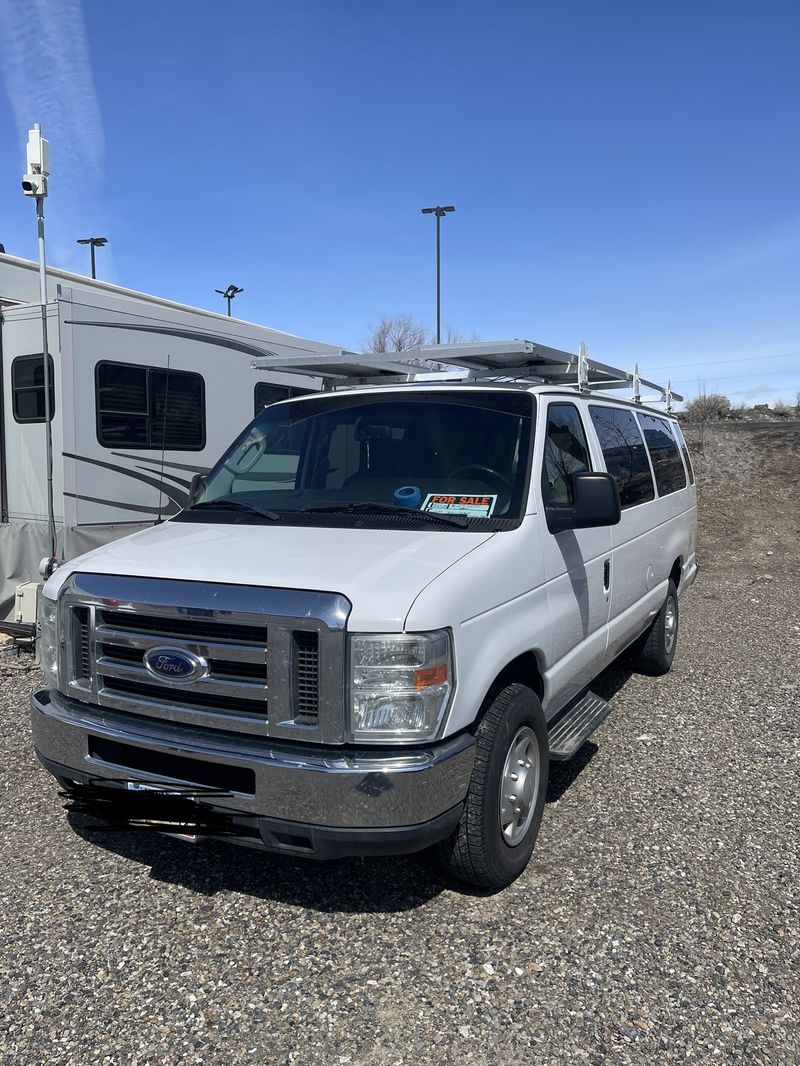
{"left": 669, "top": 368, "right": 800, "bottom": 383}
{"left": 647, "top": 351, "right": 799, "bottom": 372}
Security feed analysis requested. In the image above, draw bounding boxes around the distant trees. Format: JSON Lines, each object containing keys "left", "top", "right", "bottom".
{"left": 684, "top": 391, "right": 799, "bottom": 424}
{"left": 683, "top": 393, "right": 732, "bottom": 423}
{"left": 362, "top": 314, "right": 475, "bottom": 354}
{"left": 363, "top": 314, "right": 428, "bottom": 354}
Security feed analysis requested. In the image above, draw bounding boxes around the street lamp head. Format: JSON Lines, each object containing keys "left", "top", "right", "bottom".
{"left": 216, "top": 284, "right": 244, "bottom": 300}
{"left": 421, "top": 205, "right": 455, "bottom": 217}
{"left": 77, "top": 236, "right": 108, "bottom": 247}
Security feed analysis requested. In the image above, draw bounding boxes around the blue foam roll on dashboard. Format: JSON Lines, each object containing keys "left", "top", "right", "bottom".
{"left": 394, "top": 485, "right": 422, "bottom": 509}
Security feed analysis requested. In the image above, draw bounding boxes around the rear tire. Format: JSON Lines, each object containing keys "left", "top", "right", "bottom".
{"left": 437, "top": 683, "right": 549, "bottom": 890}
{"left": 632, "top": 578, "right": 679, "bottom": 675}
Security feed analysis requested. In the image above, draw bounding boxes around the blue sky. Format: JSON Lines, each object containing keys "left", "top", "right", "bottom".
{"left": 1, "top": 0, "right": 798, "bottom": 405}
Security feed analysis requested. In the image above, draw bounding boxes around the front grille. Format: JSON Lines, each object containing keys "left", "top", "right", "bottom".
{"left": 59, "top": 574, "right": 348, "bottom": 744}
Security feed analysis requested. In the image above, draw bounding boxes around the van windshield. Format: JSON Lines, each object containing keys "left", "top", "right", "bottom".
{"left": 177, "top": 390, "right": 534, "bottom": 530}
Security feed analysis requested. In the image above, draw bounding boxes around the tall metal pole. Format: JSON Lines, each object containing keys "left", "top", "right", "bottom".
{"left": 435, "top": 210, "right": 441, "bottom": 345}
{"left": 90, "top": 241, "right": 96, "bottom": 280}
{"left": 421, "top": 205, "right": 454, "bottom": 346}
{"left": 36, "top": 187, "right": 57, "bottom": 569}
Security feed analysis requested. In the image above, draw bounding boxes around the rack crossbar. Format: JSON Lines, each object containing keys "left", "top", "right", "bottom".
{"left": 250, "top": 338, "right": 683, "bottom": 406}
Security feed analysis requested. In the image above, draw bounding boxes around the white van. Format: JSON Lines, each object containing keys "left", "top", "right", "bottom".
{"left": 31, "top": 343, "right": 697, "bottom": 888}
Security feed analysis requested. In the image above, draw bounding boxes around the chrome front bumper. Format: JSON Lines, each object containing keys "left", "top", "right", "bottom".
{"left": 31, "top": 689, "right": 474, "bottom": 854}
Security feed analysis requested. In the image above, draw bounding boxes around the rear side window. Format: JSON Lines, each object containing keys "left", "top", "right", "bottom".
{"left": 637, "top": 413, "right": 687, "bottom": 496}
{"left": 96, "top": 362, "right": 205, "bottom": 450}
{"left": 589, "top": 405, "right": 655, "bottom": 509}
{"left": 542, "top": 403, "right": 591, "bottom": 504}
{"left": 672, "top": 421, "right": 695, "bottom": 485}
{"left": 12, "top": 353, "right": 55, "bottom": 423}
{"left": 254, "top": 382, "right": 314, "bottom": 417}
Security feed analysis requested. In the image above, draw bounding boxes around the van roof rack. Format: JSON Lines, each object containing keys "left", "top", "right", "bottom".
{"left": 250, "top": 339, "right": 682, "bottom": 410}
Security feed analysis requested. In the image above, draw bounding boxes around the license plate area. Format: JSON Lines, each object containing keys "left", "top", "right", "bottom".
{"left": 88, "top": 735, "right": 256, "bottom": 796}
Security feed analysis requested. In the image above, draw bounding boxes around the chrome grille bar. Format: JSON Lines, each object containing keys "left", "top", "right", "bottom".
{"left": 95, "top": 624, "right": 266, "bottom": 664}
{"left": 95, "top": 656, "right": 268, "bottom": 701}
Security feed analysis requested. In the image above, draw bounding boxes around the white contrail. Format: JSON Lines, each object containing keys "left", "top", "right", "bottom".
{"left": 0, "top": 0, "right": 103, "bottom": 168}
{"left": 0, "top": 0, "right": 104, "bottom": 172}
{"left": 0, "top": 0, "right": 108, "bottom": 272}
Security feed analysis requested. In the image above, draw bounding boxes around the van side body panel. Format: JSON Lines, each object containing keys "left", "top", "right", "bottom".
{"left": 405, "top": 525, "right": 552, "bottom": 736}
{"left": 534, "top": 397, "right": 612, "bottom": 715}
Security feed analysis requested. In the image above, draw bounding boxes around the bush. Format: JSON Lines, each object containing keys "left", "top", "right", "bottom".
{"left": 684, "top": 393, "right": 732, "bottom": 423}
{"left": 773, "top": 400, "right": 792, "bottom": 417}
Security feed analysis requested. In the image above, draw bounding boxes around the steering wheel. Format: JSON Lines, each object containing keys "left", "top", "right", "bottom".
{"left": 223, "top": 429, "right": 267, "bottom": 475}
{"left": 446, "top": 463, "right": 513, "bottom": 495}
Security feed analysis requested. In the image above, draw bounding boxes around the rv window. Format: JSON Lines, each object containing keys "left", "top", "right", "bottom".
{"left": 542, "top": 403, "right": 592, "bottom": 504}
{"left": 96, "top": 362, "right": 205, "bottom": 450}
{"left": 254, "top": 382, "right": 314, "bottom": 417}
{"left": 637, "top": 413, "right": 687, "bottom": 496}
{"left": 12, "top": 353, "right": 55, "bottom": 424}
{"left": 589, "top": 405, "right": 655, "bottom": 509}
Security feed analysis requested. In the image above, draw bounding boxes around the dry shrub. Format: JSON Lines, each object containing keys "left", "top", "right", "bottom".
{"left": 684, "top": 393, "right": 732, "bottom": 423}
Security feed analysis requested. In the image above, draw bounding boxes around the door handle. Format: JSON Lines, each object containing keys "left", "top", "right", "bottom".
{"left": 603, "top": 559, "right": 611, "bottom": 591}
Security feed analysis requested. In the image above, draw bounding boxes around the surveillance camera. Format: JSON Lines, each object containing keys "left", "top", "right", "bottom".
{"left": 21, "top": 173, "right": 46, "bottom": 197}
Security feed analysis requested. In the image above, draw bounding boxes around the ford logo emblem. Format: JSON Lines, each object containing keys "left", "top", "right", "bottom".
{"left": 143, "top": 647, "right": 207, "bottom": 684}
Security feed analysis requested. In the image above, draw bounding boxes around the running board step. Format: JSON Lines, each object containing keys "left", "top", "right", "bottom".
{"left": 548, "top": 691, "right": 612, "bottom": 761}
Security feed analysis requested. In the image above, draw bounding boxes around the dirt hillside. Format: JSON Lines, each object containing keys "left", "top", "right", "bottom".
{"left": 685, "top": 421, "right": 800, "bottom": 579}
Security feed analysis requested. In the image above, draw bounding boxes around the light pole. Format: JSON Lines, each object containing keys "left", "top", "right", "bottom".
{"left": 421, "top": 204, "right": 455, "bottom": 344}
{"left": 21, "top": 124, "right": 58, "bottom": 574}
{"left": 76, "top": 236, "right": 108, "bottom": 279}
{"left": 215, "top": 284, "right": 244, "bottom": 317}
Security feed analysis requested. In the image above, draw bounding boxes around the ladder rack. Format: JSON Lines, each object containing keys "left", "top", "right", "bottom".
{"left": 250, "top": 338, "right": 682, "bottom": 409}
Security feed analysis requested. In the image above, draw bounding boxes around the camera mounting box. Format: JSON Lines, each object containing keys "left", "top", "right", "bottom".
{"left": 26, "top": 127, "right": 50, "bottom": 174}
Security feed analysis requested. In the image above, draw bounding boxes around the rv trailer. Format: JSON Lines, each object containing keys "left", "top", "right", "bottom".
{"left": 0, "top": 252, "right": 336, "bottom": 620}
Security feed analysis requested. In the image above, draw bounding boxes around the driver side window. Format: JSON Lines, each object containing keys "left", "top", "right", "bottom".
{"left": 542, "top": 403, "right": 591, "bottom": 504}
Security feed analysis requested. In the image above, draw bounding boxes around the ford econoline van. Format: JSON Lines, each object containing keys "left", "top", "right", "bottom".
{"left": 31, "top": 346, "right": 697, "bottom": 888}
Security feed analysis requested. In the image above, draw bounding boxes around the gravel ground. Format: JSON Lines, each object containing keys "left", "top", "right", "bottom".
{"left": 1, "top": 427, "right": 798, "bottom": 1065}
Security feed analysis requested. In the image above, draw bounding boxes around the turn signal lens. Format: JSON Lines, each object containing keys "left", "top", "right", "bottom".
{"left": 415, "top": 663, "right": 448, "bottom": 690}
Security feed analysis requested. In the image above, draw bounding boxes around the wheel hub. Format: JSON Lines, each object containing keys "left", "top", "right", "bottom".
{"left": 499, "top": 726, "right": 540, "bottom": 846}
{"left": 664, "top": 596, "right": 677, "bottom": 653}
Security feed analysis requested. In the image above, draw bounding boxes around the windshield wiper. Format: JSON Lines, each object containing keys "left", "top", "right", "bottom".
{"left": 188, "top": 499, "right": 281, "bottom": 521}
{"left": 301, "top": 502, "right": 469, "bottom": 528}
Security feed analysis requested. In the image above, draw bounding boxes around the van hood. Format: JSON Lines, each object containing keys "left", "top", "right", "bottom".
{"left": 47, "top": 521, "right": 496, "bottom": 630}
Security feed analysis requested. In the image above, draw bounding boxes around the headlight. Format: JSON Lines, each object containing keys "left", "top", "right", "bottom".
{"left": 37, "top": 593, "right": 60, "bottom": 690}
{"left": 349, "top": 630, "right": 453, "bottom": 742}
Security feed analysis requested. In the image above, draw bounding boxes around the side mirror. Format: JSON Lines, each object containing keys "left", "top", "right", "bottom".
{"left": 186, "top": 473, "right": 207, "bottom": 508}
{"left": 546, "top": 471, "right": 621, "bottom": 534}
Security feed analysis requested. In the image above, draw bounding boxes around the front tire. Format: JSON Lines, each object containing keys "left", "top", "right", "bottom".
{"left": 437, "top": 683, "right": 549, "bottom": 890}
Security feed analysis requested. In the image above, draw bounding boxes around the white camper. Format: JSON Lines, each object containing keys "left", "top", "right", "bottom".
{"left": 0, "top": 253, "right": 334, "bottom": 619}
